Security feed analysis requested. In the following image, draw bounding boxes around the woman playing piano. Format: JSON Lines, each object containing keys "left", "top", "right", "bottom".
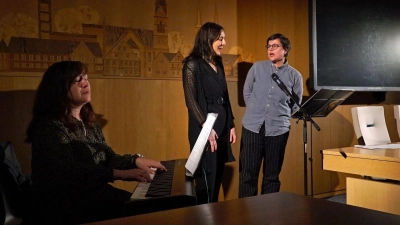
{"left": 23, "top": 61, "right": 166, "bottom": 224}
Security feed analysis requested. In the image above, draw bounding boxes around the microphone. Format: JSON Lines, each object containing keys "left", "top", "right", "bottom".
{"left": 271, "top": 73, "right": 291, "bottom": 96}
{"left": 271, "top": 73, "right": 302, "bottom": 118}
{"left": 271, "top": 74, "right": 321, "bottom": 132}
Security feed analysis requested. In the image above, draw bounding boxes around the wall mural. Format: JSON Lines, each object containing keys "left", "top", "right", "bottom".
{"left": 0, "top": 0, "right": 254, "bottom": 78}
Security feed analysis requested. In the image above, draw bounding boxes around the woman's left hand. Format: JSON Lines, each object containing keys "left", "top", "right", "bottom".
{"left": 135, "top": 158, "right": 167, "bottom": 174}
{"left": 230, "top": 127, "right": 237, "bottom": 144}
{"left": 208, "top": 129, "right": 218, "bottom": 152}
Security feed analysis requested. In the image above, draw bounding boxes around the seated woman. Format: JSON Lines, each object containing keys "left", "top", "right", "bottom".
{"left": 23, "top": 61, "right": 166, "bottom": 224}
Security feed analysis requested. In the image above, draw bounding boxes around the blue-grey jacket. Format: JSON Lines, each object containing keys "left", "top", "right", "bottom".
{"left": 242, "top": 60, "right": 303, "bottom": 136}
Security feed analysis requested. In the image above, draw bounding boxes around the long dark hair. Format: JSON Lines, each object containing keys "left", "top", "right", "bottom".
{"left": 184, "top": 22, "right": 224, "bottom": 64}
{"left": 25, "top": 61, "right": 96, "bottom": 143}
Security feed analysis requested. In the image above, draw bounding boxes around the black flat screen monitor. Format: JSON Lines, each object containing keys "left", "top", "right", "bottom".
{"left": 311, "top": 0, "right": 400, "bottom": 91}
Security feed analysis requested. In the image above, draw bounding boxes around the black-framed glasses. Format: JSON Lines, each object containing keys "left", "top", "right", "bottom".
{"left": 266, "top": 44, "right": 281, "bottom": 50}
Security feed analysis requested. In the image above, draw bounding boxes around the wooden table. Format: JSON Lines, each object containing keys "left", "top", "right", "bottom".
{"left": 322, "top": 146, "right": 400, "bottom": 215}
{"left": 85, "top": 192, "right": 400, "bottom": 225}
{"left": 322, "top": 147, "right": 400, "bottom": 180}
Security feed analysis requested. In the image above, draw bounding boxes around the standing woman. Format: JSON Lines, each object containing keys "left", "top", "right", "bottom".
{"left": 182, "top": 22, "right": 236, "bottom": 204}
{"left": 239, "top": 33, "right": 303, "bottom": 198}
{"left": 24, "top": 61, "right": 166, "bottom": 224}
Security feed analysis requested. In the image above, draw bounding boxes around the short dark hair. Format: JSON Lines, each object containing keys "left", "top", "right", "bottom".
{"left": 267, "top": 33, "right": 291, "bottom": 57}
{"left": 26, "top": 61, "right": 95, "bottom": 142}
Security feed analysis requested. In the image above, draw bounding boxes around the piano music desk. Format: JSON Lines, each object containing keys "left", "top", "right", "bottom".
{"left": 322, "top": 146, "right": 400, "bottom": 215}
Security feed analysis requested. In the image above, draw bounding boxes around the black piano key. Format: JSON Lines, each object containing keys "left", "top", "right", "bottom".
{"left": 145, "top": 160, "right": 175, "bottom": 198}
{"left": 128, "top": 158, "right": 197, "bottom": 216}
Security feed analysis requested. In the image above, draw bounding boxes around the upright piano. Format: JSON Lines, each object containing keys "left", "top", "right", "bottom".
{"left": 126, "top": 158, "right": 196, "bottom": 215}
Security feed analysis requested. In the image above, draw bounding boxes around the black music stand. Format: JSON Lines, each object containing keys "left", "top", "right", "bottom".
{"left": 292, "top": 89, "right": 354, "bottom": 197}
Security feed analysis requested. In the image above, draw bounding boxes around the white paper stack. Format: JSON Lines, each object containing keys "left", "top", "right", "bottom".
{"left": 185, "top": 113, "right": 218, "bottom": 177}
{"left": 354, "top": 144, "right": 400, "bottom": 150}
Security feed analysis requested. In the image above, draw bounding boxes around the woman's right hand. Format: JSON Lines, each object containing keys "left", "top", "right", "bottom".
{"left": 208, "top": 129, "right": 218, "bottom": 152}
{"left": 113, "top": 168, "right": 152, "bottom": 183}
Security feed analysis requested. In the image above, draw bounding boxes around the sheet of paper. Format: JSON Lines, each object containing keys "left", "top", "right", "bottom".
{"left": 354, "top": 144, "right": 400, "bottom": 150}
{"left": 185, "top": 113, "right": 218, "bottom": 177}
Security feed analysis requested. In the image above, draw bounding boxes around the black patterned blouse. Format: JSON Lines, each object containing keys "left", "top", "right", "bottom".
{"left": 25, "top": 117, "right": 136, "bottom": 224}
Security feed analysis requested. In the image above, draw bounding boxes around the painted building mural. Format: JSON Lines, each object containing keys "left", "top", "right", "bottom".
{"left": 0, "top": 0, "right": 254, "bottom": 78}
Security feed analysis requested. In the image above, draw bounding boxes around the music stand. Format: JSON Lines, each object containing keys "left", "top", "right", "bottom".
{"left": 292, "top": 89, "right": 354, "bottom": 197}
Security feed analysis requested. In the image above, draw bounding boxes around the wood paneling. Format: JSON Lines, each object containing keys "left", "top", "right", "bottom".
{"left": 2, "top": 0, "right": 400, "bottom": 201}
{"left": 347, "top": 177, "right": 400, "bottom": 215}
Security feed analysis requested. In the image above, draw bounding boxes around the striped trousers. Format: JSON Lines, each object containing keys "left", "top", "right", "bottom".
{"left": 238, "top": 124, "right": 289, "bottom": 198}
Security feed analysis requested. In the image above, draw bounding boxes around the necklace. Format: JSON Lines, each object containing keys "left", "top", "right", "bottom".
{"left": 206, "top": 60, "right": 217, "bottom": 72}
{"left": 203, "top": 57, "right": 215, "bottom": 65}
{"left": 82, "top": 123, "right": 87, "bottom": 136}
{"left": 77, "top": 119, "right": 87, "bottom": 136}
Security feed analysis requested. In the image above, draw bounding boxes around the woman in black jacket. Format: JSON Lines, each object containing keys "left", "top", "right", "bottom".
{"left": 182, "top": 22, "right": 236, "bottom": 204}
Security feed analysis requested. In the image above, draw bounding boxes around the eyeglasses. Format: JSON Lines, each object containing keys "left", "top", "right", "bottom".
{"left": 266, "top": 44, "right": 281, "bottom": 50}
{"left": 74, "top": 74, "right": 89, "bottom": 83}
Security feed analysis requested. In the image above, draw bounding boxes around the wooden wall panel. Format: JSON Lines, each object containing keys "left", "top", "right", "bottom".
{"left": 2, "top": 70, "right": 400, "bottom": 200}
{"left": 2, "top": 0, "right": 400, "bottom": 202}
{"left": 236, "top": 0, "right": 268, "bottom": 62}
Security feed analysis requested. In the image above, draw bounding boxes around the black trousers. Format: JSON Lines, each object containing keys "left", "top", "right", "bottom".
{"left": 194, "top": 132, "right": 229, "bottom": 205}
{"left": 238, "top": 124, "right": 289, "bottom": 198}
{"left": 195, "top": 157, "right": 224, "bottom": 205}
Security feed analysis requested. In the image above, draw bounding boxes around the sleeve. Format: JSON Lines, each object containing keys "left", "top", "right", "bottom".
{"left": 94, "top": 124, "right": 136, "bottom": 170}
{"left": 226, "top": 90, "right": 235, "bottom": 128}
{"left": 243, "top": 64, "right": 256, "bottom": 105}
{"left": 32, "top": 120, "right": 125, "bottom": 191}
{"left": 291, "top": 71, "right": 304, "bottom": 113}
{"left": 182, "top": 59, "right": 206, "bottom": 126}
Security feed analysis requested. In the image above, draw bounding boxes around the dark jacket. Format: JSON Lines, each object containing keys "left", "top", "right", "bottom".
{"left": 182, "top": 58, "right": 235, "bottom": 174}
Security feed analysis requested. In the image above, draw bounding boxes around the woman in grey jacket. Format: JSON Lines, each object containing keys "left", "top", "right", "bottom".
{"left": 239, "top": 33, "right": 303, "bottom": 198}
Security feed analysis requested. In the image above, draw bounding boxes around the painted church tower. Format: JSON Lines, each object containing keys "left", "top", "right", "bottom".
{"left": 154, "top": 0, "right": 169, "bottom": 51}
{"left": 38, "top": 0, "right": 52, "bottom": 39}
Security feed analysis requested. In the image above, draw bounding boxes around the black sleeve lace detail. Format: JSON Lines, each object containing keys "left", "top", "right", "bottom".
{"left": 182, "top": 59, "right": 206, "bottom": 126}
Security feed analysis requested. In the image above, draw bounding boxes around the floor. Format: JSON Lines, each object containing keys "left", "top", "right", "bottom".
{"left": 325, "top": 194, "right": 346, "bottom": 204}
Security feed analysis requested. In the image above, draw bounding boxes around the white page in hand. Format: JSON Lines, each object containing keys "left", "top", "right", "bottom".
{"left": 185, "top": 113, "right": 218, "bottom": 177}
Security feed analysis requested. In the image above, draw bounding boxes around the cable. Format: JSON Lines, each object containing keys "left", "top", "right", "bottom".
{"left": 202, "top": 167, "right": 210, "bottom": 203}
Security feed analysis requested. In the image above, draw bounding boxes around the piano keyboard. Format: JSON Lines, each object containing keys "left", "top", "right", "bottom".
{"left": 130, "top": 173, "right": 155, "bottom": 200}
{"left": 131, "top": 160, "right": 175, "bottom": 199}
{"left": 126, "top": 158, "right": 196, "bottom": 215}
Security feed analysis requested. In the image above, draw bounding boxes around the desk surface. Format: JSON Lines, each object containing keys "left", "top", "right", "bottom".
{"left": 323, "top": 146, "right": 400, "bottom": 162}
{"left": 322, "top": 147, "right": 400, "bottom": 180}
{"left": 86, "top": 192, "right": 400, "bottom": 225}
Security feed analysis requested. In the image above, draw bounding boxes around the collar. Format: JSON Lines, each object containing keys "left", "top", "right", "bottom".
{"left": 272, "top": 58, "right": 288, "bottom": 70}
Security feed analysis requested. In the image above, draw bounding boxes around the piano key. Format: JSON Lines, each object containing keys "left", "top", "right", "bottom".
{"left": 126, "top": 158, "right": 197, "bottom": 216}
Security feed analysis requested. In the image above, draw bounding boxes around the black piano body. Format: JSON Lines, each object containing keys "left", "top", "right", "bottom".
{"left": 125, "top": 158, "right": 196, "bottom": 215}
